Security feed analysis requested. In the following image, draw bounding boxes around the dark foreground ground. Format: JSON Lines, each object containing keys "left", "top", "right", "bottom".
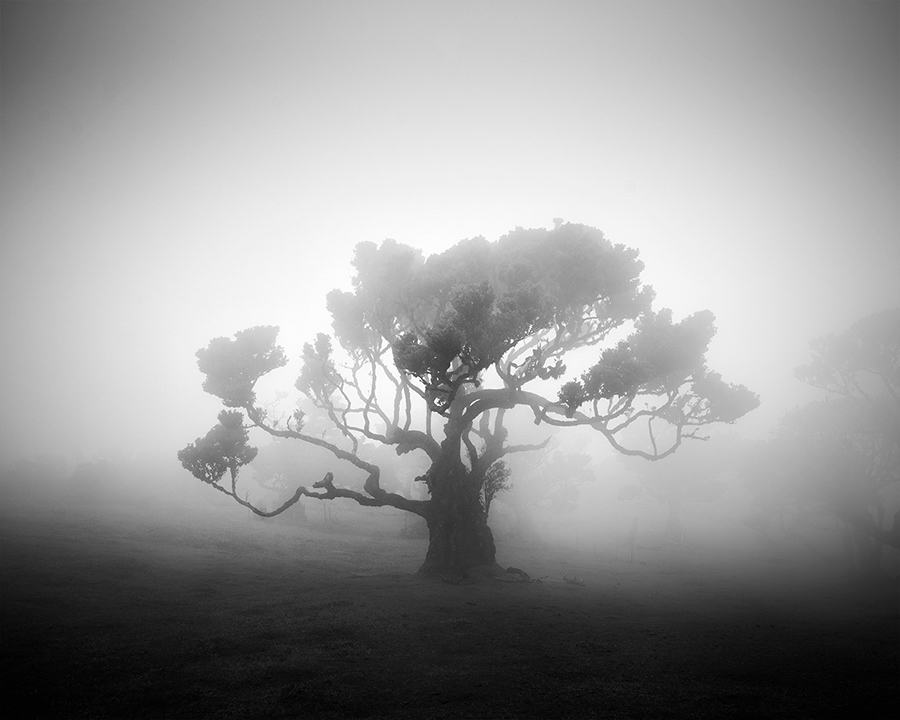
{"left": 1, "top": 494, "right": 897, "bottom": 720}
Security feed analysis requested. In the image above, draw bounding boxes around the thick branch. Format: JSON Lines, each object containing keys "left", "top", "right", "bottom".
{"left": 478, "top": 435, "right": 552, "bottom": 477}
{"left": 386, "top": 426, "right": 442, "bottom": 461}
{"left": 207, "top": 477, "right": 307, "bottom": 517}
{"left": 462, "top": 429, "right": 480, "bottom": 471}
{"left": 459, "top": 388, "right": 697, "bottom": 461}
{"left": 311, "top": 472, "right": 429, "bottom": 515}
{"left": 244, "top": 405, "right": 429, "bottom": 514}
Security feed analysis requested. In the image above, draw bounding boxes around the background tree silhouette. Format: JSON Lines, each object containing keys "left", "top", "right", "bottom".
{"left": 179, "top": 223, "right": 758, "bottom": 576}
{"left": 791, "top": 309, "right": 900, "bottom": 572}
{"left": 616, "top": 434, "right": 736, "bottom": 543}
{"left": 498, "top": 444, "right": 597, "bottom": 546}
{"left": 734, "top": 310, "right": 900, "bottom": 577}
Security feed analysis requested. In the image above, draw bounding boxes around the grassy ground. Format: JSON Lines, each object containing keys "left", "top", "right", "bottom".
{"left": 1, "top": 491, "right": 897, "bottom": 719}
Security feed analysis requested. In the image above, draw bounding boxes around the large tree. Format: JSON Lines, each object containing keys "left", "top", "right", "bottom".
{"left": 179, "top": 223, "right": 758, "bottom": 576}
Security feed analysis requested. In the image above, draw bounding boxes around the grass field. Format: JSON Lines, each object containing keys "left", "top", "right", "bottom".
{"left": 1, "top": 486, "right": 897, "bottom": 719}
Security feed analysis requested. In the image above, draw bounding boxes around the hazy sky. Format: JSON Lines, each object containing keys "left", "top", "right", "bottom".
{"left": 1, "top": 0, "right": 898, "bottom": 466}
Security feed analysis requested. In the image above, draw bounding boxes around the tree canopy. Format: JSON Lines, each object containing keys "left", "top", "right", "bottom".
{"left": 180, "top": 222, "right": 758, "bottom": 575}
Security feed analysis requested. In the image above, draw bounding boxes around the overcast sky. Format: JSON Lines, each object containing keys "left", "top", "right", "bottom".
{"left": 1, "top": 0, "right": 898, "bottom": 467}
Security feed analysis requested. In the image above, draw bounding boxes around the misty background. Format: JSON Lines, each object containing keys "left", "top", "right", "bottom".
{"left": 1, "top": 1, "right": 897, "bottom": 527}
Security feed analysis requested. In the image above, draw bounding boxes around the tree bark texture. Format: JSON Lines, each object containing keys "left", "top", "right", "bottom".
{"left": 417, "top": 453, "right": 498, "bottom": 577}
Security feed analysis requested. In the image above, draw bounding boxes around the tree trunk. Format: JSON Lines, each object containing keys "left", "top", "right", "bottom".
{"left": 418, "top": 455, "right": 498, "bottom": 577}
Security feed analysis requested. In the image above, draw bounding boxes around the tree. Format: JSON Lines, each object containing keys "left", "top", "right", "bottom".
{"left": 179, "top": 223, "right": 758, "bottom": 576}
{"left": 177, "top": 409, "right": 291, "bottom": 515}
{"left": 248, "top": 437, "right": 309, "bottom": 522}
{"left": 70, "top": 458, "right": 118, "bottom": 499}
{"left": 616, "top": 434, "right": 732, "bottom": 543}
{"left": 787, "top": 309, "right": 900, "bottom": 572}
{"left": 499, "top": 442, "right": 596, "bottom": 545}
{"left": 795, "top": 308, "right": 899, "bottom": 410}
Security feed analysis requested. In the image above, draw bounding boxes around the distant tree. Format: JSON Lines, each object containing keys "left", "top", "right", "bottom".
{"left": 795, "top": 308, "right": 899, "bottom": 410}
{"left": 798, "top": 310, "right": 899, "bottom": 489}
{"left": 69, "top": 458, "right": 118, "bottom": 498}
{"left": 617, "top": 435, "right": 733, "bottom": 542}
{"left": 1, "top": 454, "right": 71, "bottom": 497}
{"left": 735, "top": 435, "right": 804, "bottom": 542}
{"left": 249, "top": 438, "right": 309, "bottom": 522}
{"left": 742, "top": 401, "right": 896, "bottom": 575}
{"left": 796, "top": 310, "right": 900, "bottom": 552}
{"left": 742, "top": 310, "right": 900, "bottom": 575}
{"left": 499, "top": 443, "right": 596, "bottom": 544}
{"left": 179, "top": 223, "right": 758, "bottom": 576}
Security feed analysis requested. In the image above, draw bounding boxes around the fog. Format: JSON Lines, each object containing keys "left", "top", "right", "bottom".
{"left": 2, "top": 1, "right": 897, "bottom": 467}
{"left": 1, "top": 3, "right": 898, "bottom": 716}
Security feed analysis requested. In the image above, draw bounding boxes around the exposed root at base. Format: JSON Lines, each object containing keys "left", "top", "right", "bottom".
{"left": 418, "top": 563, "right": 538, "bottom": 584}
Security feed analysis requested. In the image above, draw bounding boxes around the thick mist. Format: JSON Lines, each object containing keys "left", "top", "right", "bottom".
{"left": 1, "top": 0, "right": 898, "bottom": 470}
{"left": 2, "top": 2, "right": 898, "bottom": 718}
